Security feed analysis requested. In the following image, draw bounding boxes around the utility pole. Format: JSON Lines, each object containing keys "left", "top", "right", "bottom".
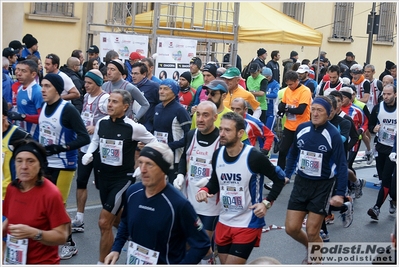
{"left": 366, "top": 2, "right": 376, "bottom": 65}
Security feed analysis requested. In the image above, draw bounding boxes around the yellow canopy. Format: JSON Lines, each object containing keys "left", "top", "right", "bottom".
{"left": 131, "top": 2, "right": 322, "bottom": 47}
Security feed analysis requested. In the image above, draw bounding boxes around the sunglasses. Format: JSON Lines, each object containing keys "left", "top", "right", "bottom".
{"left": 205, "top": 90, "right": 218, "bottom": 97}
{"left": 46, "top": 55, "right": 54, "bottom": 59}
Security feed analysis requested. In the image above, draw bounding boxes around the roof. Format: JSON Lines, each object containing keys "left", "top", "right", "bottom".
{"left": 130, "top": 2, "right": 322, "bottom": 46}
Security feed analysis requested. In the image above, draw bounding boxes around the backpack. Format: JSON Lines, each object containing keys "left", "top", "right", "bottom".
{"left": 241, "top": 58, "right": 255, "bottom": 81}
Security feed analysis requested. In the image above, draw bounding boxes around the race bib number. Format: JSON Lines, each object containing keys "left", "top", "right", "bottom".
{"left": 99, "top": 138, "right": 123, "bottom": 166}
{"left": 4, "top": 235, "right": 28, "bottom": 265}
{"left": 299, "top": 150, "right": 323, "bottom": 177}
{"left": 81, "top": 112, "right": 94, "bottom": 127}
{"left": 220, "top": 186, "right": 245, "bottom": 212}
{"left": 189, "top": 165, "right": 211, "bottom": 179}
{"left": 127, "top": 241, "right": 159, "bottom": 265}
{"left": 154, "top": 131, "right": 168, "bottom": 144}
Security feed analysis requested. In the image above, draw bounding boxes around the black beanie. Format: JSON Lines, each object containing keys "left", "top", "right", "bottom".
{"left": 9, "top": 40, "right": 23, "bottom": 50}
{"left": 43, "top": 73, "right": 64, "bottom": 95}
{"left": 386, "top": 60, "right": 395, "bottom": 70}
{"left": 190, "top": 57, "right": 202, "bottom": 69}
{"left": 180, "top": 71, "right": 192, "bottom": 83}
{"left": 257, "top": 48, "right": 267, "bottom": 57}
{"left": 108, "top": 60, "right": 125, "bottom": 75}
{"left": 202, "top": 64, "right": 218, "bottom": 78}
{"left": 22, "top": 34, "right": 38, "bottom": 49}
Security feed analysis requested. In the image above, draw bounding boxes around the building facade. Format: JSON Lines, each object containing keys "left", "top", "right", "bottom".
{"left": 2, "top": 2, "right": 397, "bottom": 77}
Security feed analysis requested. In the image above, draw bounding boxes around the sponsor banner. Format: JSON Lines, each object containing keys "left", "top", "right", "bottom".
{"left": 308, "top": 242, "right": 395, "bottom": 264}
{"left": 155, "top": 37, "right": 197, "bottom": 82}
{"left": 100, "top": 33, "right": 149, "bottom": 63}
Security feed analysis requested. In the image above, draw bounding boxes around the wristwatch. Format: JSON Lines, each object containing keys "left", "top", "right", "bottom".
{"left": 33, "top": 230, "right": 42, "bottom": 241}
{"left": 21, "top": 114, "right": 26, "bottom": 120}
{"left": 262, "top": 199, "right": 272, "bottom": 209}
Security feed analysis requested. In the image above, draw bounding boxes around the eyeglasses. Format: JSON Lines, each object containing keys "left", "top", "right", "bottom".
{"left": 205, "top": 90, "right": 219, "bottom": 97}
{"left": 131, "top": 72, "right": 141, "bottom": 76}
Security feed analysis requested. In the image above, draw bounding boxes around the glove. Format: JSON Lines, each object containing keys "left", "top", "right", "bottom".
{"left": 277, "top": 110, "right": 285, "bottom": 118}
{"left": 82, "top": 153, "right": 93, "bottom": 165}
{"left": 173, "top": 174, "right": 185, "bottom": 190}
{"left": 195, "top": 177, "right": 210, "bottom": 188}
{"left": 261, "top": 149, "right": 270, "bottom": 157}
{"left": 133, "top": 167, "right": 141, "bottom": 180}
{"left": 357, "top": 129, "right": 363, "bottom": 136}
{"left": 389, "top": 152, "right": 396, "bottom": 162}
{"left": 275, "top": 166, "right": 286, "bottom": 180}
{"left": 45, "top": 144, "right": 67, "bottom": 156}
{"left": 8, "top": 111, "right": 25, "bottom": 121}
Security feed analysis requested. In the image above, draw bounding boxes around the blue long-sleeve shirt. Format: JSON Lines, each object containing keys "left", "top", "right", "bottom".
{"left": 153, "top": 100, "right": 191, "bottom": 151}
{"left": 2, "top": 69, "right": 13, "bottom": 105}
{"left": 285, "top": 121, "right": 348, "bottom": 196}
{"left": 111, "top": 183, "right": 210, "bottom": 264}
{"left": 266, "top": 79, "right": 279, "bottom": 117}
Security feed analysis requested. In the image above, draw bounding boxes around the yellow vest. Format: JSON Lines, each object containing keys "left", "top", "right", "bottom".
{"left": 2, "top": 125, "right": 18, "bottom": 199}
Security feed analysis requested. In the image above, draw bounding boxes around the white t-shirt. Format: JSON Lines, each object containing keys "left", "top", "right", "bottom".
{"left": 58, "top": 71, "right": 76, "bottom": 96}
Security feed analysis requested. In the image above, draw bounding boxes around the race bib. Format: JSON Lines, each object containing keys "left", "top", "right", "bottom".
{"left": 379, "top": 125, "right": 397, "bottom": 147}
{"left": 298, "top": 150, "right": 323, "bottom": 177}
{"left": 127, "top": 241, "right": 159, "bottom": 265}
{"left": 99, "top": 138, "right": 123, "bottom": 166}
{"left": 4, "top": 234, "right": 28, "bottom": 265}
{"left": 220, "top": 185, "right": 245, "bottom": 213}
{"left": 81, "top": 112, "right": 94, "bottom": 127}
{"left": 286, "top": 104, "right": 296, "bottom": 121}
{"left": 154, "top": 131, "right": 168, "bottom": 144}
{"left": 39, "top": 126, "right": 57, "bottom": 146}
{"left": 188, "top": 155, "right": 211, "bottom": 181}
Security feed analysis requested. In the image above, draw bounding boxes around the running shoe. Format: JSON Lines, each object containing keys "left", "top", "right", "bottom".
{"left": 71, "top": 216, "right": 84, "bottom": 233}
{"left": 354, "top": 179, "right": 367, "bottom": 199}
{"left": 341, "top": 200, "right": 353, "bottom": 228}
{"left": 200, "top": 255, "right": 215, "bottom": 265}
{"left": 59, "top": 242, "right": 78, "bottom": 260}
{"left": 367, "top": 206, "right": 380, "bottom": 220}
{"left": 365, "top": 151, "right": 374, "bottom": 165}
{"left": 389, "top": 200, "right": 396, "bottom": 214}
{"left": 373, "top": 180, "right": 381, "bottom": 187}
{"left": 324, "top": 214, "right": 334, "bottom": 224}
{"left": 320, "top": 230, "right": 330, "bottom": 242}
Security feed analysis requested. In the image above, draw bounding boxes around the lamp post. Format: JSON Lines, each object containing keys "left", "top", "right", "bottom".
{"left": 366, "top": 2, "right": 377, "bottom": 65}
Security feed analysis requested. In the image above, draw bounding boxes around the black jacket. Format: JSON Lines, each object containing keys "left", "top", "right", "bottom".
{"left": 59, "top": 65, "right": 86, "bottom": 113}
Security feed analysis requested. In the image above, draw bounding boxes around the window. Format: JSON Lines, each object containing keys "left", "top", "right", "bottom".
{"left": 331, "top": 2, "right": 354, "bottom": 40}
{"left": 32, "top": 3, "right": 74, "bottom": 17}
{"left": 283, "top": 3, "right": 305, "bottom": 23}
{"left": 109, "top": 3, "right": 154, "bottom": 25}
{"left": 376, "top": 2, "right": 396, "bottom": 43}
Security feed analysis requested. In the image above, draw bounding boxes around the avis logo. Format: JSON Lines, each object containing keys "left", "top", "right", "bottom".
{"left": 382, "top": 119, "right": 397, "bottom": 124}
{"left": 221, "top": 173, "right": 242, "bottom": 181}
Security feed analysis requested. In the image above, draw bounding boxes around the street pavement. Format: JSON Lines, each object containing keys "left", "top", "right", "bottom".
{"left": 61, "top": 151, "right": 396, "bottom": 265}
